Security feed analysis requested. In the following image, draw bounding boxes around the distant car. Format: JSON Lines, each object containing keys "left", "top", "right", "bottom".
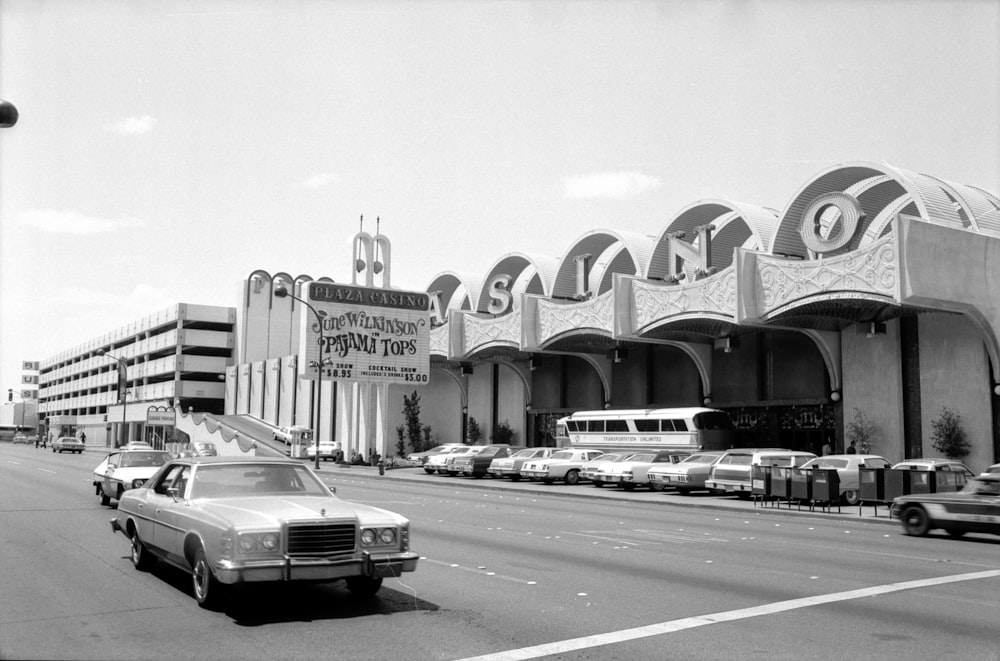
{"left": 892, "top": 458, "right": 976, "bottom": 479}
{"left": 407, "top": 443, "right": 466, "bottom": 466}
{"left": 191, "top": 442, "right": 218, "bottom": 457}
{"left": 648, "top": 451, "right": 726, "bottom": 494}
{"left": 612, "top": 450, "right": 693, "bottom": 491}
{"left": 800, "top": 454, "right": 891, "bottom": 505}
{"left": 52, "top": 436, "right": 85, "bottom": 454}
{"left": 488, "top": 447, "right": 557, "bottom": 480}
{"left": 93, "top": 449, "right": 172, "bottom": 506}
{"left": 450, "top": 444, "right": 517, "bottom": 478}
{"left": 705, "top": 449, "right": 817, "bottom": 499}
{"left": 424, "top": 446, "right": 479, "bottom": 475}
{"left": 520, "top": 449, "right": 605, "bottom": 485}
{"left": 12, "top": 433, "right": 32, "bottom": 444}
{"left": 581, "top": 452, "right": 635, "bottom": 486}
{"left": 110, "top": 456, "right": 418, "bottom": 609}
{"left": 305, "top": 441, "right": 344, "bottom": 462}
{"left": 891, "top": 473, "right": 1000, "bottom": 538}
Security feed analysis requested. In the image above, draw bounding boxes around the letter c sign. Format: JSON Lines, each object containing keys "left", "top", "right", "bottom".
{"left": 799, "top": 192, "right": 865, "bottom": 254}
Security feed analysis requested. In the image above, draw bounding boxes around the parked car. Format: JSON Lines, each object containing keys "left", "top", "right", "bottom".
{"left": 488, "top": 447, "right": 557, "bottom": 480}
{"left": 582, "top": 452, "right": 635, "bottom": 486}
{"left": 705, "top": 448, "right": 817, "bottom": 499}
{"left": 93, "top": 449, "right": 172, "bottom": 506}
{"left": 425, "top": 446, "right": 480, "bottom": 475}
{"left": 450, "top": 444, "right": 517, "bottom": 478}
{"left": 407, "top": 443, "right": 466, "bottom": 466}
{"left": 110, "top": 456, "right": 419, "bottom": 609}
{"left": 892, "top": 458, "right": 976, "bottom": 483}
{"left": 52, "top": 436, "right": 85, "bottom": 454}
{"left": 305, "top": 440, "right": 344, "bottom": 462}
{"left": 121, "top": 442, "right": 155, "bottom": 450}
{"left": 520, "top": 449, "right": 605, "bottom": 485}
{"left": 12, "top": 433, "right": 33, "bottom": 444}
{"left": 800, "top": 454, "right": 891, "bottom": 505}
{"left": 648, "top": 451, "right": 726, "bottom": 494}
{"left": 609, "top": 450, "right": 693, "bottom": 491}
{"left": 985, "top": 463, "right": 1000, "bottom": 474}
{"left": 891, "top": 472, "right": 1000, "bottom": 538}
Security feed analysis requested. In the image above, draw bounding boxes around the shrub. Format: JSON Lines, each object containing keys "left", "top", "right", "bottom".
{"left": 467, "top": 416, "right": 483, "bottom": 445}
{"left": 491, "top": 420, "right": 514, "bottom": 444}
{"left": 930, "top": 406, "right": 970, "bottom": 459}
{"left": 846, "top": 408, "right": 879, "bottom": 454}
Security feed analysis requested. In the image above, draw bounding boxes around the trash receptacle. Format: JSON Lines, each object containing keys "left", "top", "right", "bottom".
{"left": 859, "top": 466, "right": 886, "bottom": 502}
{"left": 812, "top": 468, "right": 841, "bottom": 504}
{"left": 791, "top": 467, "right": 812, "bottom": 501}
{"left": 771, "top": 466, "right": 793, "bottom": 502}
{"left": 751, "top": 464, "right": 772, "bottom": 504}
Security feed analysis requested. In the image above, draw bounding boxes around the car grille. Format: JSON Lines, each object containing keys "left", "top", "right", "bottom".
{"left": 287, "top": 522, "right": 356, "bottom": 557}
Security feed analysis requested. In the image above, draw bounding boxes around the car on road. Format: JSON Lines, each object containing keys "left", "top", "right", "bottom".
{"left": 520, "top": 449, "right": 605, "bottom": 485}
{"left": 122, "top": 442, "right": 155, "bottom": 450}
{"left": 891, "top": 472, "right": 1000, "bottom": 538}
{"left": 425, "top": 446, "right": 480, "bottom": 475}
{"left": 647, "top": 450, "right": 726, "bottom": 494}
{"left": 450, "top": 444, "right": 517, "bottom": 478}
{"left": 305, "top": 440, "right": 344, "bottom": 462}
{"left": 110, "top": 456, "right": 418, "bottom": 609}
{"left": 604, "top": 450, "right": 693, "bottom": 491}
{"left": 800, "top": 454, "right": 891, "bottom": 505}
{"left": 12, "top": 433, "right": 34, "bottom": 444}
{"left": 93, "top": 449, "right": 172, "bottom": 506}
{"left": 52, "top": 436, "right": 85, "bottom": 454}
{"left": 705, "top": 448, "right": 817, "bottom": 499}
{"left": 581, "top": 452, "right": 635, "bottom": 486}
{"left": 488, "top": 447, "right": 557, "bottom": 480}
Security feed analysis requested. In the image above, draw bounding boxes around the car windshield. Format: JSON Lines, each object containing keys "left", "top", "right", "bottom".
{"left": 550, "top": 451, "right": 574, "bottom": 460}
{"left": 190, "top": 463, "right": 330, "bottom": 498}
{"left": 683, "top": 453, "right": 720, "bottom": 464}
{"left": 119, "top": 452, "right": 169, "bottom": 468}
{"left": 630, "top": 454, "right": 656, "bottom": 462}
{"left": 962, "top": 477, "right": 1000, "bottom": 496}
{"left": 805, "top": 458, "right": 849, "bottom": 469}
{"left": 510, "top": 449, "right": 537, "bottom": 458}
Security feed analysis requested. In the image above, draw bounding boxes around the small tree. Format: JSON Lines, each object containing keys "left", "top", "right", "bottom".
{"left": 421, "top": 424, "right": 434, "bottom": 450}
{"left": 401, "top": 391, "right": 425, "bottom": 453}
{"left": 931, "top": 406, "right": 970, "bottom": 459}
{"left": 395, "top": 424, "right": 406, "bottom": 458}
{"left": 467, "top": 416, "right": 483, "bottom": 445}
{"left": 491, "top": 420, "right": 514, "bottom": 444}
{"left": 846, "top": 408, "right": 879, "bottom": 454}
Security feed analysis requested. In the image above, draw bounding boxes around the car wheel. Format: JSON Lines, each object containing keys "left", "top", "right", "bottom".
{"left": 424, "top": 467, "right": 435, "bottom": 474}
{"left": 592, "top": 481, "right": 603, "bottom": 488}
{"left": 509, "top": 475, "right": 520, "bottom": 482}
{"left": 676, "top": 487, "right": 693, "bottom": 495}
{"left": 842, "top": 489, "right": 861, "bottom": 506}
{"left": 98, "top": 486, "right": 110, "bottom": 507}
{"left": 541, "top": 478, "right": 554, "bottom": 484}
{"left": 130, "top": 528, "right": 156, "bottom": 571}
{"left": 622, "top": 483, "right": 636, "bottom": 492}
{"left": 345, "top": 576, "right": 383, "bottom": 598}
{"left": 946, "top": 529, "right": 966, "bottom": 539}
{"left": 192, "top": 548, "right": 226, "bottom": 610}
{"left": 116, "top": 485, "right": 125, "bottom": 502}
{"left": 564, "top": 470, "right": 580, "bottom": 485}
{"left": 650, "top": 483, "right": 665, "bottom": 492}
{"left": 735, "top": 492, "right": 751, "bottom": 500}
{"left": 900, "top": 505, "right": 931, "bottom": 536}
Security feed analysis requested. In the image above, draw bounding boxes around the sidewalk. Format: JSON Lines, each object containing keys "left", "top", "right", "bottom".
{"left": 314, "top": 462, "right": 900, "bottom": 527}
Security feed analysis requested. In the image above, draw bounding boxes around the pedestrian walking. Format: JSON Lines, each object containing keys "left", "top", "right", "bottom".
{"left": 846, "top": 440, "right": 857, "bottom": 454}
{"left": 80, "top": 431, "right": 86, "bottom": 445}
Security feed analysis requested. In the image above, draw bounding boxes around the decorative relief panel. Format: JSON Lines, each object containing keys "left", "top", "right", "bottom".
{"left": 631, "top": 266, "right": 737, "bottom": 333}
{"left": 430, "top": 324, "right": 449, "bottom": 355}
{"left": 757, "top": 233, "right": 897, "bottom": 316}
{"left": 537, "top": 290, "right": 614, "bottom": 345}
{"left": 463, "top": 310, "right": 523, "bottom": 354}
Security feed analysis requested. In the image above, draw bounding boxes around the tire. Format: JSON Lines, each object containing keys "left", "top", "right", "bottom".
{"left": 542, "top": 478, "right": 554, "bottom": 484}
{"left": 424, "top": 468, "right": 435, "bottom": 474}
{"left": 564, "top": 470, "right": 580, "bottom": 486}
{"left": 842, "top": 489, "right": 861, "bottom": 506}
{"left": 946, "top": 529, "right": 966, "bottom": 539}
{"left": 345, "top": 576, "right": 383, "bottom": 598}
{"left": 900, "top": 505, "right": 931, "bottom": 536}
{"left": 592, "top": 481, "right": 603, "bottom": 488}
{"left": 509, "top": 475, "right": 520, "bottom": 482}
{"left": 735, "top": 492, "right": 751, "bottom": 500}
{"left": 622, "top": 483, "right": 636, "bottom": 492}
{"left": 676, "top": 487, "right": 693, "bottom": 495}
{"left": 192, "top": 547, "right": 226, "bottom": 609}
{"left": 650, "top": 483, "right": 665, "bottom": 492}
{"left": 99, "top": 486, "right": 110, "bottom": 507}
{"left": 130, "top": 528, "right": 156, "bottom": 571}
{"left": 116, "top": 485, "right": 125, "bottom": 502}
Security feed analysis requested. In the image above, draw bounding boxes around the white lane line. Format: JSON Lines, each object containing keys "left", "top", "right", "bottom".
{"left": 422, "top": 557, "right": 537, "bottom": 585}
{"left": 456, "top": 569, "right": 1000, "bottom": 661}
{"left": 36, "top": 468, "right": 56, "bottom": 474}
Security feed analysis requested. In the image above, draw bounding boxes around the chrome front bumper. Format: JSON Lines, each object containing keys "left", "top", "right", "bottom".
{"left": 213, "top": 551, "right": 420, "bottom": 585}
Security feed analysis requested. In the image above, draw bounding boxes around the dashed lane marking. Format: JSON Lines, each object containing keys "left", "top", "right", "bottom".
{"left": 455, "top": 569, "right": 1000, "bottom": 661}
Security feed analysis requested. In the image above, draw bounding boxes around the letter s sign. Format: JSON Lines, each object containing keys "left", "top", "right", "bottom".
{"left": 487, "top": 274, "right": 513, "bottom": 315}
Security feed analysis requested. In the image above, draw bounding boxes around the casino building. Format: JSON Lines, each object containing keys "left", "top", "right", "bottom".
{"left": 230, "top": 161, "right": 999, "bottom": 472}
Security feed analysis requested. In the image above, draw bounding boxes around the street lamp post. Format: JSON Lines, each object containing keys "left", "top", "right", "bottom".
{"left": 274, "top": 284, "right": 330, "bottom": 470}
{"left": 97, "top": 349, "right": 129, "bottom": 447}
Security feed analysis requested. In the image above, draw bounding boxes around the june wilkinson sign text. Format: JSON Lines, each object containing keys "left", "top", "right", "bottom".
{"left": 303, "top": 282, "right": 430, "bottom": 385}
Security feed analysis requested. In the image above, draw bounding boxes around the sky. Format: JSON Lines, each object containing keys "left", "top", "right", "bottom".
{"left": 1, "top": 0, "right": 998, "bottom": 393}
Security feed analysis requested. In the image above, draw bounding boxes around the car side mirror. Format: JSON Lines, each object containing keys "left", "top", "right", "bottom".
{"left": 328, "top": 486, "right": 337, "bottom": 495}
{"left": 167, "top": 487, "right": 179, "bottom": 501}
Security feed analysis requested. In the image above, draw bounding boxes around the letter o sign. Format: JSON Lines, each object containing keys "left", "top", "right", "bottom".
{"left": 799, "top": 192, "right": 865, "bottom": 254}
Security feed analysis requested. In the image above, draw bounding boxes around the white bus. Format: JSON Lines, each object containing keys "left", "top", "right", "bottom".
{"left": 556, "top": 407, "right": 732, "bottom": 453}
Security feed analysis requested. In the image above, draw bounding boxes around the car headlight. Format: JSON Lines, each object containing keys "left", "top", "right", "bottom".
{"left": 237, "top": 532, "right": 281, "bottom": 553}
{"left": 379, "top": 528, "right": 397, "bottom": 544}
{"left": 361, "top": 527, "right": 399, "bottom": 547}
{"left": 132, "top": 478, "right": 146, "bottom": 489}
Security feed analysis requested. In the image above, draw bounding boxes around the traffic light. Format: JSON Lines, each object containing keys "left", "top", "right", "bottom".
{"left": 7, "top": 389, "right": 11, "bottom": 402}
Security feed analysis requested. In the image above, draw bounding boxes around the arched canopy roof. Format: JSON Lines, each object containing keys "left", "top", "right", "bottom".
{"left": 551, "top": 229, "right": 654, "bottom": 299}
{"left": 474, "top": 252, "right": 559, "bottom": 313}
{"left": 772, "top": 161, "right": 1000, "bottom": 258}
{"left": 426, "top": 270, "right": 481, "bottom": 317}
{"left": 648, "top": 199, "right": 777, "bottom": 279}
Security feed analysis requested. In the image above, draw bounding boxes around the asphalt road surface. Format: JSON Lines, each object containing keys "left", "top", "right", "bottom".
{"left": 2, "top": 443, "right": 998, "bottom": 661}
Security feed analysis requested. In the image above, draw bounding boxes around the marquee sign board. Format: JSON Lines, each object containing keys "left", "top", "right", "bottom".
{"left": 302, "top": 281, "right": 430, "bottom": 385}
{"left": 146, "top": 407, "right": 176, "bottom": 426}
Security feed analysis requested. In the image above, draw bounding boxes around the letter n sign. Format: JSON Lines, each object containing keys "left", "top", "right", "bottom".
{"left": 666, "top": 224, "right": 715, "bottom": 281}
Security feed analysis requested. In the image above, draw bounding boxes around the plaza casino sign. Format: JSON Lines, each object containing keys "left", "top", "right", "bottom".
{"left": 303, "top": 281, "right": 431, "bottom": 385}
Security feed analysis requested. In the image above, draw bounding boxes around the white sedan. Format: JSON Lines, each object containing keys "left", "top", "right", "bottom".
{"left": 801, "top": 454, "right": 891, "bottom": 505}
{"left": 520, "top": 449, "right": 605, "bottom": 485}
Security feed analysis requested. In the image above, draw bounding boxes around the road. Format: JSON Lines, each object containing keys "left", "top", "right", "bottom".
{"left": 2, "top": 443, "right": 998, "bottom": 661}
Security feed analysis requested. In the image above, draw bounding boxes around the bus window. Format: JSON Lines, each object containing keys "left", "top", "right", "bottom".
{"left": 660, "top": 420, "right": 676, "bottom": 432}
{"left": 607, "top": 420, "right": 628, "bottom": 432}
{"left": 588, "top": 420, "right": 605, "bottom": 432}
{"left": 693, "top": 411, "right": 732, "bottom": 430}
{"left": 567, "top": 420, "right": 582, "bottom": 432}
{"left": 635, "top": 419, "right": 658, "bottom": 432}
{"left": 673, "top": 419, "right": 688, "bottom": 432}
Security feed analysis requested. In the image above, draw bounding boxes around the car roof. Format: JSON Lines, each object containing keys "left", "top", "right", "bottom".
{"left": 169, "top": 456, "right": 302, "bottom": 466}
